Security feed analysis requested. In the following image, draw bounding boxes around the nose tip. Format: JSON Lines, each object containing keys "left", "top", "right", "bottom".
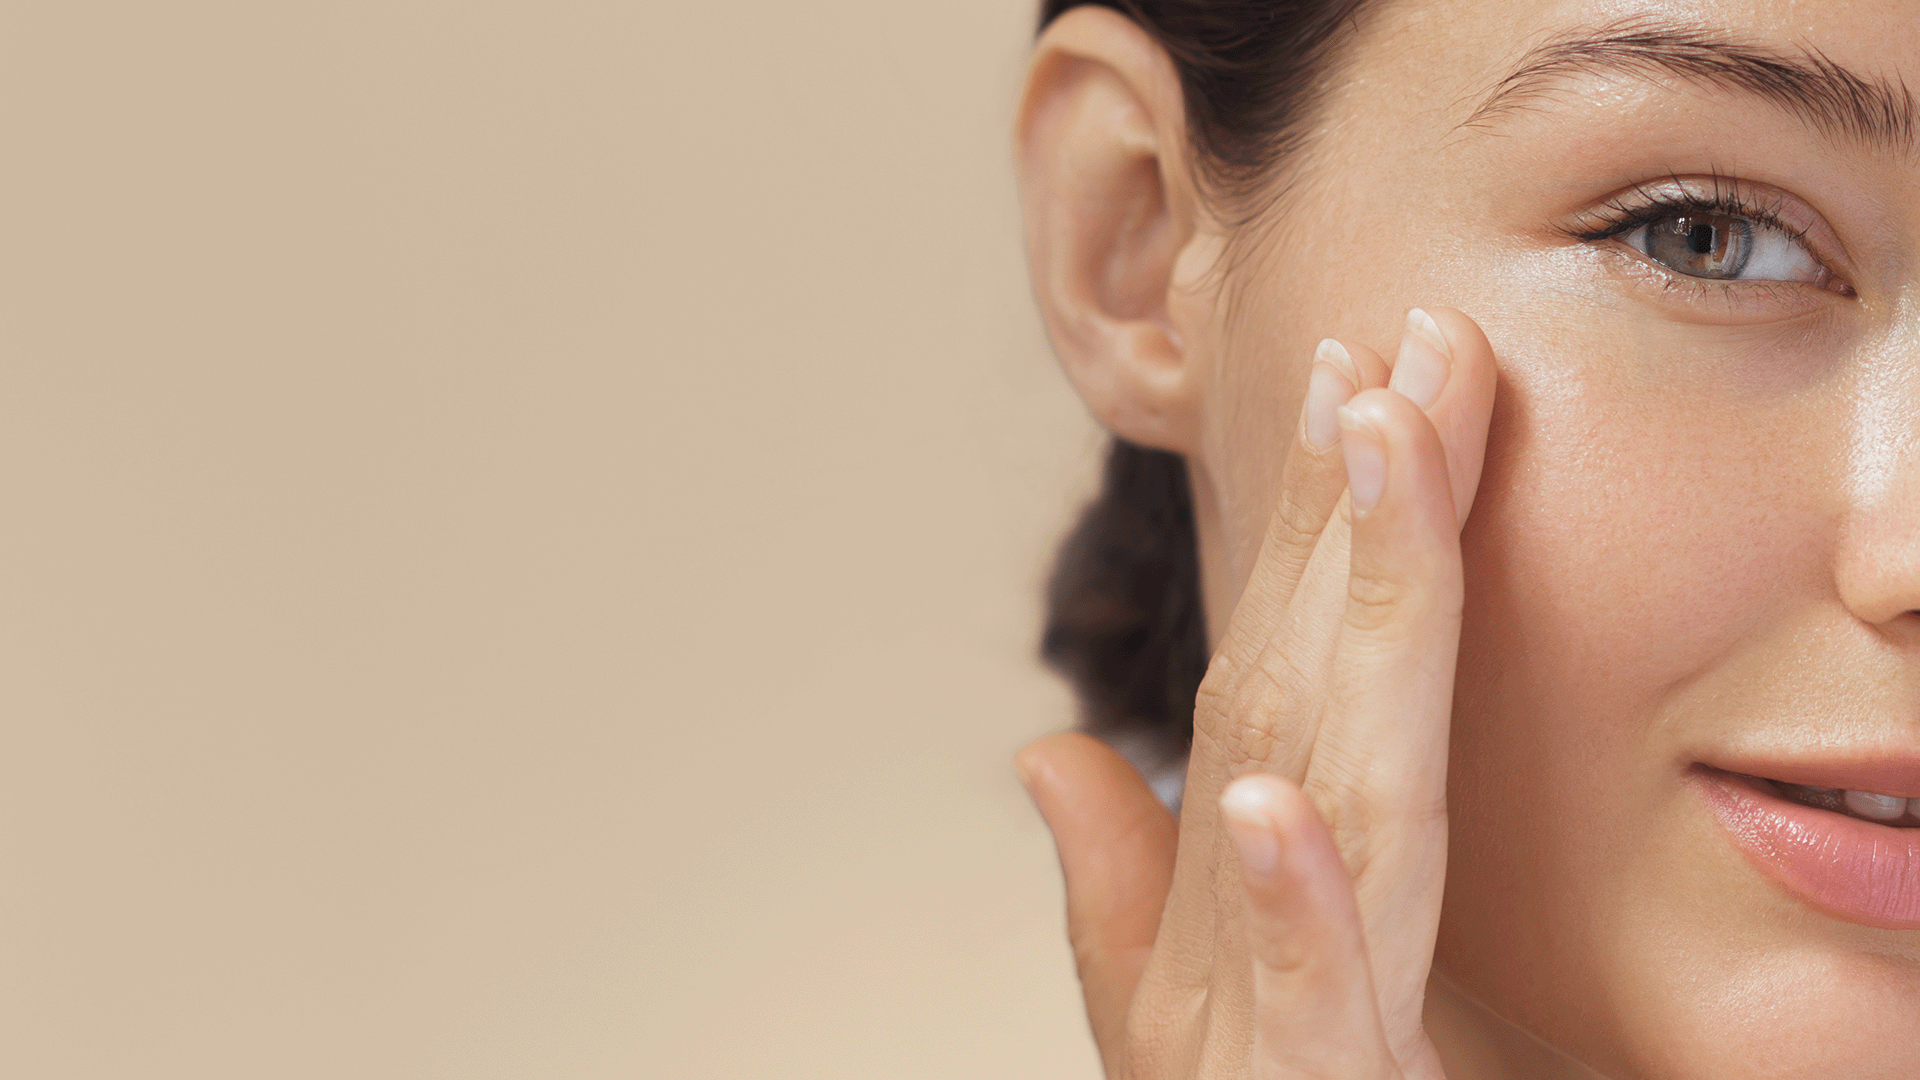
{"left": 1834, "top": 514, "right": 1920, "bottom": 631}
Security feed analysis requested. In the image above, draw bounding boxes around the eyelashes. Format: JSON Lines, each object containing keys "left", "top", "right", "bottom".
{"left": 1558, "top": 177, "right": 1854, "bottom": 297}
{"left": 1566, "top": 184, "right": 1800, "bottom": 246}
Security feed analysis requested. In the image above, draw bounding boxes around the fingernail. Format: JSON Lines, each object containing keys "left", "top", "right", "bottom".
{"left": 1315, "top": 338, "right": 1358, "bottom": 382}
{"left": 1220, "top": 777, "right": 1282, "bottom": 876}
{"left": 1304, "top": 359, "right": 1355, "bottom": 450}
{"left": 1338, "top": 405, "right": 1387, "bottom": 512}
{"left": 1388, "top": 308, "right": 1451, "bottom": 410}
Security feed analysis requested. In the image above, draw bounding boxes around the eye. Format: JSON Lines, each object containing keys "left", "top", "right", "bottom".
{"left": 1620, "top": 213, "right": 1824, "bottom": 284}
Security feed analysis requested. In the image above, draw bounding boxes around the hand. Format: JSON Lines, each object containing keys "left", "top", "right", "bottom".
{"left": 1020, "top": 308, "right": 1497, "bottom": 1078}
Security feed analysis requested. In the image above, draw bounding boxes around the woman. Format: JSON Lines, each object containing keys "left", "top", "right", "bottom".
{"left": 1011, "top": 1, "right": 1920, "bottom": 1077}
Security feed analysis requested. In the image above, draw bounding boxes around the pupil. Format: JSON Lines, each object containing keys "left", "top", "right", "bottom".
{"left": 1687, "top": 221, "right": 1716, "bottom": 255}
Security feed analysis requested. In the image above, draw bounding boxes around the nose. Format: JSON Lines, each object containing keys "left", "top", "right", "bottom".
{"left": 1836, "top": 510, "right": 1920, "bottom": 630}
{"left": 1835, "top": 361, "right": 1920, "bottom": 631}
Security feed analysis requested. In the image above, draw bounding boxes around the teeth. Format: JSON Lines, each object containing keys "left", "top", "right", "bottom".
{"left": 1842, "top": 789, "right": 1910, "bottom": 821}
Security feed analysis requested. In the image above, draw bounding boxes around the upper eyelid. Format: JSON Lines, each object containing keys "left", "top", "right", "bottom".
{"left": 1586, "top": 201, "right": 1798, "bottom": 242}
{"left": 1572, "top": 187, "right": 1802, "bottom": 241}
{"left": 1559, "top": 177, "right": 1849, "bottom": 267}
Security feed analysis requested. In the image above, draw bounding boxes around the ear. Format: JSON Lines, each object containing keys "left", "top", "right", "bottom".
{"left": 1015, "top": 7, "right": 1215, "bottom": 456}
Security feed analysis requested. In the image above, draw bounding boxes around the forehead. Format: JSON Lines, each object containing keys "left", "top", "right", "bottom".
{"left": 1361, "top": 0, "right": 1920, "bottom": 127}
{"left": 1275, "top": 0, "right": 1920, "bottom": 235}
{"left": 1443, "top": 0, "right": 1920, "bottom": 59}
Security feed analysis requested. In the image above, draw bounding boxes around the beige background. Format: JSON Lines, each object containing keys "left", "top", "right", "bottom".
{"left": 2, "top": 1, "right": 1104, "bottom": 1076}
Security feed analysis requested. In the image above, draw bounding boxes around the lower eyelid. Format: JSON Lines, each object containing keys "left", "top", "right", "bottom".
{"left": 1561, "top": 176, "right": 1860, "bottom": 305}
{"left": 1588, "top": 238, "right": 1833, "bottom": 310}
{"left": 1607, "top": 221, "right": 1821, "bottom": 285}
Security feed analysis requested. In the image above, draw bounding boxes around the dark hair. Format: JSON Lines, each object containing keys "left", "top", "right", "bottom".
{"left": 1036, "top": 1, "right": 1369, "bottom": 766}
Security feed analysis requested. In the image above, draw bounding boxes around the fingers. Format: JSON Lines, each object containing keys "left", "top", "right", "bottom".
{"left": 1149, "top": 310, "right": 1495, "bottom": 1078}
{"left": 1235, "top": 309, "right": 1493, "bottom": 782}
{"left": 1325, "top": 385, "right": 1472, "bottom": 804}
{"left": 1220, "top": 774, "right": 1400, "bottom": 1080}
{"left": 1297, "top": 386, "right": 1468, "bottom": 1034}
{"left": 1393, "top": 307, "right": 1496, "bottom": 527}
{"left": 1196, "top": 310, "right": 1493, "bottom": 773}
{"left": 1208, "top": 309, "right": 1492, "bottom": 698}
{"left": 1016, "top": 732, "right": 1178, "bottom": 1069}
{"left": 1282, "top": 312, "right": 1489, "bottom": 687}
{"left": 1190, "top": 338, "right": 1384, "bottom": 782}
{"left": 1188, "top": 312, "right": 1494, "bottom": 805}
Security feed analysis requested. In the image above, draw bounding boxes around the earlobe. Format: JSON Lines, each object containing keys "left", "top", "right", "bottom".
{"left": 1015, "top": 7, "right": 1209, "bottom": 455}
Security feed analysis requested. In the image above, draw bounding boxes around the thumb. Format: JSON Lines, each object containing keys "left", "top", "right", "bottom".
{"left": 1018, "top": 731, "right": 1178, "bottom": 1068}
{"left": 1221, "top": 774, "right": 1403, "bottom": 1080}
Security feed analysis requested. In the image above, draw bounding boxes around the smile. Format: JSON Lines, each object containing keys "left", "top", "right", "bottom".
{"left": 1694, "top": 765, "right": 1920, "bottom": 930}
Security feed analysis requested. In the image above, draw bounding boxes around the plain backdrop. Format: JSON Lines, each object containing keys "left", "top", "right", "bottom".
{"left": 1, "top": 1, "right": 1105, "bottom": 1076}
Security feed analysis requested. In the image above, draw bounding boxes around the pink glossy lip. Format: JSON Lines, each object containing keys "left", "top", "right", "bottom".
{"left": 1694, "top": 767, "right": 1920, "bottom": 930}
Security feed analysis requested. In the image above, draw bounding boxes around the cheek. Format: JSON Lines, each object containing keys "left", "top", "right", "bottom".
{"left": 1467, "top": 381, "right": 1819, "bottom": 701}
{"left": 1437, "top": 345, "right": 1839, "bottom": 1012}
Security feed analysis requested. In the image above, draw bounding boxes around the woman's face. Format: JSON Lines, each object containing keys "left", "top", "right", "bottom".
{"left": 1186, "top": 0, "right": 1920, "bottom": 1074}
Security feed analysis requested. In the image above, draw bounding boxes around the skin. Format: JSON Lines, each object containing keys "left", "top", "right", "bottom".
{"left": 1013, "top": 1, "right": 1920, "bottom": 1078}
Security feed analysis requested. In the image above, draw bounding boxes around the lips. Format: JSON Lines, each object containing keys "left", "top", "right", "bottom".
{"left": 1694, "top": 766, "right": 1920, "bottom": 930}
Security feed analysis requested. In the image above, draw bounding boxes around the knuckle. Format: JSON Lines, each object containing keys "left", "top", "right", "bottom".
{"left": 1270, "top": 485, "right": 1327, "bottom": 555}
{"left": 1343, "top": 566, "right": 1415, "bottom": 626}
{"left": 1226, "top": 722, "right": 1291, "bottom": 775}
{"left": 1313, "top": 792, "right": 1386, "bottom": 875}
{"left": 1343, "top": 557, "right": 1454, "bottom": 638}
{"left": 1301, "top": 753, "right": 1392, "bottom": 869}
{"left": 1249, "top": 922, "right": 1317, "bottom": 977}
{"left": 1193, "top": 648, "right": 1239, "bottom": 712}
{"left": 1303, "top": 757, "right": 1449, "bottom": 884}
{"left": 1209, "top": 650, "right": 1318, "bottom": 773}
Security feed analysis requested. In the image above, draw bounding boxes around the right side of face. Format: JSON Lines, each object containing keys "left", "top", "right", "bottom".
{"left": 1188, "top": 0, "right": 1920, "bottom": 1076}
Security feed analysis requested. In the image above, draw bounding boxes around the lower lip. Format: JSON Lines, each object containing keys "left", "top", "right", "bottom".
{"left": 1694, "top": 768, "right": 1920, "bottom": 930}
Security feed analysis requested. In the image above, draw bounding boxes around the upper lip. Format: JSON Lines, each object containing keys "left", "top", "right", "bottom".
{"left": 1696, "top": 752, "right": 1920, "bottom": 799}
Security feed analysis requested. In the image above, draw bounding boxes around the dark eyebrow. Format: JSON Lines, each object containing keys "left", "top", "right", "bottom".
{"left": 1464, "top": 17, "right": 1917, "bottom": 153}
